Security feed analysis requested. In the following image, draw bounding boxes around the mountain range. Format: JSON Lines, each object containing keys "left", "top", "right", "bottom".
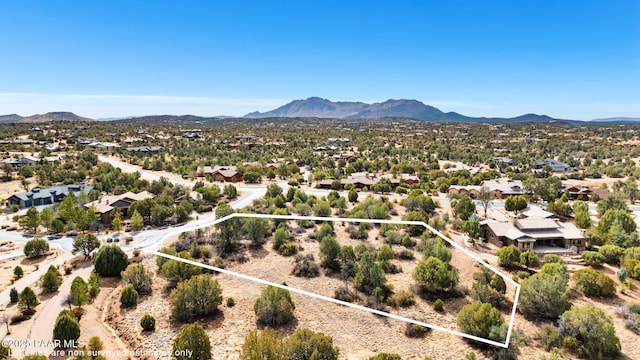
{"left": 245, "top": 97, "right": 565, "bottom": 123}
{"left": 0, "top": 112, "right": 94, "bottom": 123}
{"left": 1, "top": 100, "right": 638, "bottom": 124}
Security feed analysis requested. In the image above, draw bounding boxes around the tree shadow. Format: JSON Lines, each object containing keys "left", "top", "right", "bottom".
{"left": 19, "top": 253, "right": 50, "bottom": 266}
{"left": 247, "top": 245, "right": 269, "bottom": 260}
{"left": 168, "top": 309, "right": 226, "bottom": 332}
{"left": 256, "top": 317, "right": 300, "bottom": 338}
{"left": 38, "top": 290, "right": 58, "bottom": 302}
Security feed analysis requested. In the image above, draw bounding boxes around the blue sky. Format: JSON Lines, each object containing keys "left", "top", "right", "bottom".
{"left": 1, "top": 1, "right": 638, "bottom": 120}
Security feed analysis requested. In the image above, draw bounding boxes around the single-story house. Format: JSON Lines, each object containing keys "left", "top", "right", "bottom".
{"left": 202, "top": 166, "right": 243, "bottom": 182}
{"left": 77, "top": 137, "right": 98, "bottom": 145}
{"left": 313, "top": 145, "right": 338, "bottom": 151}
{"left": 560, "top": 184, "right": 611, "bottom": 201}
{"left": 530, "top": 159, "right": 573, "bottom": 172}
{"left": 491, "top": 157, "right": 517, "bottom": 166}
{"left": 448, "top": 185, "right": 481, "bottom": 198}
{"left": 399, "top": 174, "right": 420, "bottom": 185}
{"left": 481, "top": 178, "right": 524, "bottom": 198}
{"left": 562, "top": 184, "right": 593, "bottom": 201}
{"left": 7, "top": 184, "right": 93, "bottom": 209}
{"left": 124, "top": 146, "right": 164, "bottom": 154}
{"left": 86, "top": 141, "right": 120, "bottom": 151}
{"left": 481, "top": 218, "right": 586, "bottom": 253}
{"left": 84, "top": 191, "right": 156, "bottom": 224}
{"left": 448, "top": 178, "right": 524, "bottom": 199}
{"left": 1, "top": 155, "right": 54, "bottom": 170}
{"left": 317, "top": 173, "right": 405, "bottom": 189}
{"left": 333, "top": 154, "right": 358, "bottom": 161}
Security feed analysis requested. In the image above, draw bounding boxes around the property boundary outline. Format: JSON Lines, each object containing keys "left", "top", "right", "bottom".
{"left": 144, "top": 212, "right": 521, "bottom": 348}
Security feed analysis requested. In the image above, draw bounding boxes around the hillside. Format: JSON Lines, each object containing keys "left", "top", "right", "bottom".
{"left": 0, "top": 112, "right": 94, "bottom": 123}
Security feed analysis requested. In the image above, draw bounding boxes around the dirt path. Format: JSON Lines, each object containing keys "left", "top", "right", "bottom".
{"left": 25, "top": 265, "right": 94, "bottom": 355}
{"left": 0, "top": 248, "right": 72, "bottom": 309}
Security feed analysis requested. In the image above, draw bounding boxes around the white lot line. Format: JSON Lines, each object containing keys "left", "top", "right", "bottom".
{"left": 144, "top": 213, "right": 521, "bottom": 348}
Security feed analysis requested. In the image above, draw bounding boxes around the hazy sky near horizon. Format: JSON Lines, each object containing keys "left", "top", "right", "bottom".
{"left": 1, "top": 1, "right": 638, "bottom": 120}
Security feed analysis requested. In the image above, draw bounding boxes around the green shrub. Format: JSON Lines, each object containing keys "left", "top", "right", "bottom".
{"left": 88, "top": 272, "right": 100, "bottom": 298}
{"left": 0, "top": 343, "right": 9, "bottom": 360}
{"left": 226, "top": 297, "right": 236, "bottom": 307}
{"left": 23, "top": 238, "right": 49, "bottom": 257}
{"left": 169, "top": 274, "right": 223, "bottom": 322}
{"left": 13, "top": 265, "right": 23, "bottom": 279}
{"left": 286, "top": 328, "right": 339, "bottom": 360}
{"left": 497, "top": 245, "right": 521, "bottom": 268}
{"left": 279, "top": 242, "right": 299, "bottom": 256}
{"left": 140, "top": 314, "right": 155, "bottom": 331}
{"left": 433, "top": 299, "right": 444, "bottom": 312}
{"left": 539, "top": 324, "right": 562, "bottom": 351}
{"left": 558, "top": 305, "right": 620, "bottom": 359}
{"left": 386, "top": 290, "right": 415, "bottom": 308}
{"left": 18, "top": 287, "right": 39, "bottom": 315}
{"left": 581, "top": 251, "right": 605, "bottom": 267}
{"left": 121, "top": 263, "right": 153, "bottom": 294}
{"left": 120, "top": 285, "right": 138, "bottom": 307}
{"left": 94, "top": 245, "right": 129, "bottom": 277}
{"left": 404, "top": 323, "right": 430, "bottom": 338}
{"left": 457, "top": 301, "right": 504, "bottom": 341}
{"left": 543, "top": 254, "right": 564, "bottom": 264}
{"left": 41, "top": 268, "right": 61, "bottom": 293}
{"left": 369, "top": 354, "right": 402, "bottom": 360}
{"left": 53, "top": 309, "right": 80, "bottom": 346}
{"left": 573, "top": 269, "right": 615, "bottom": 297}
{"left": 599, "top": 244, "right": 624, "bottom": 265}
{"left": 520, "top": 250, "right": 540, "bottom": 268}
{"left": 254, "top": 286, "right": 295, "bottom": 326}
{"left": 519, "top": 273, "right": 570, "bottom": 319}
{"left": 292, "top": 254, "right": 320, "bottom": 278}
{"left": 617, "top": 302, "right": 640, "bottom": 335}
{"left": 334, "top": 287, "right": 354, "bottom": 303}
{"left": 173, "top": 323, "right": 212, "bottom": 360}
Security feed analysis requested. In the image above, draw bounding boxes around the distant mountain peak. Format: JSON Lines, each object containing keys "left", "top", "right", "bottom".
{"left": 244, "top": 97, "right": 571, "bottom": 123}
{"left": 0, "top": 112, "right": 94, "bottom": 123}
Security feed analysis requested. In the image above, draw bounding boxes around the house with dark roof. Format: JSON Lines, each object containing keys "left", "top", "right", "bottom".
{"left": 530, "top": 159, "right": 572, "bottom": 172}
{"left": 6, "top": 184, "right": 93, "bottom": 209}
{"left": 491, "top": 157, "right": 517, "bottom": 166}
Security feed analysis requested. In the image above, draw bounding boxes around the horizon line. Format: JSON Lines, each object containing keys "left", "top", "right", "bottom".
{"left": 1, "top": 92, "right": 638, "bottom": 120}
